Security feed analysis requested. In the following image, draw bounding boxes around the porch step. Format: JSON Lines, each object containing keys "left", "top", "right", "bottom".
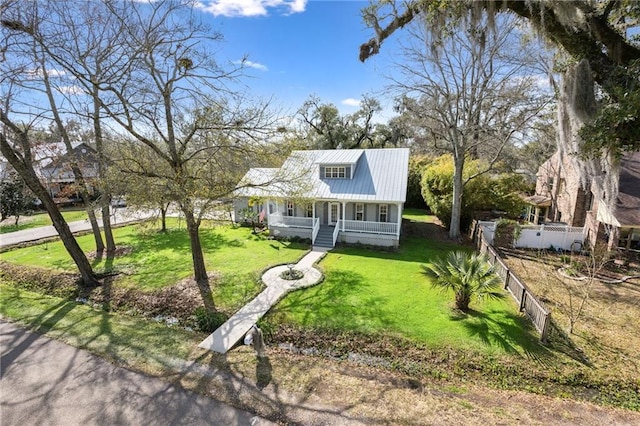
{"left": 314, "top": 225, "right": 336, "bottom": 248}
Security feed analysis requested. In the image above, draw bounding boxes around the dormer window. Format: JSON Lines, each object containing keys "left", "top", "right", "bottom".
{"left": 325, "top": 166, "right": 346, "bottom": 179}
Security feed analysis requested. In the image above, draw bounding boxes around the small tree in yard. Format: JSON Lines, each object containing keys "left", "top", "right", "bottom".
{"left": 561, "top": 243, "right": 611, "bottom": 334}
{"left": 422, "top": 251, "right": 504, "bottom": 312}
{"left": 0, "top": 171, "right": 34, "bottom": 224}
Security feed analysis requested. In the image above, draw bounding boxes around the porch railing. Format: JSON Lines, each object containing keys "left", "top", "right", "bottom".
{"left": 270, "top": 214, "right": 313, "bottom": 228}
{"left": 342, "top": 219, "right": 397, "bottom": 235}
{"left": 333, "top": 220, "right": 341, "bottom": 246}
{"left": 312, "top": 217, "right": 320, "bottom": 244}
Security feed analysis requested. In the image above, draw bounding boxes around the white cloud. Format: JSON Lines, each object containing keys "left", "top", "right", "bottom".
{"left": 25, "top": 68, "right": 66, "bottom": 79}
{"left": 341, "top": 98, "right": 361, "bottom": 107}
{"left": 57, "top": 85, "right": 83, "bottom": 95}
{"left": 238, "top": 60, "right": 268, "bottom": 71}
{"left": 195, "top": 0, "right": 307, "bottom": 17}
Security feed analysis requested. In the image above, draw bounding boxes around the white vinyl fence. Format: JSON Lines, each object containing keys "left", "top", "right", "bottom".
{"left": 478, "top": 221, "right": 585, "bottom": 251}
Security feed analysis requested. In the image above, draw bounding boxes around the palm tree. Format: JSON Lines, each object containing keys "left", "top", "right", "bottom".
{"left": 422, "top": 251, "right": 504, "bottom": 311}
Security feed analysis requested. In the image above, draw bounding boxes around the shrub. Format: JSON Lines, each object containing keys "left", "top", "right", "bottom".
{"left": 420, "top": 155, "right": 532, "bottom": 231}
{"left": 193, "top": 307, "right": 229, "bottom": 333}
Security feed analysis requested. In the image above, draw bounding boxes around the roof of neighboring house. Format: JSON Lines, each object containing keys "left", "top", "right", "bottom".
{"left": 615, "top": 151, "right": 640, "bottom": 226}
{"left": 41, "top": 143, "right": 97, "bottom": 171}
{"left": 236, "top": 148, "right": 410, "bottom": 203}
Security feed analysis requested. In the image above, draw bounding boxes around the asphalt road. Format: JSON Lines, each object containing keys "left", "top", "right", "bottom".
{"left": 0, "top": 208, "right": 150, "bottom": 248}
{"left": 0, "top": 321, "right": 276, "bottom": 426}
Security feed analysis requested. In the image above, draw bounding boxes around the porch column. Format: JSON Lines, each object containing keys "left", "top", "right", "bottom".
{"left": 396, "top": 203, "right": 402, "bottom": 239}
{"left": 342, "top": 202, "right": 346, "bottom": 231}
{"left": 534, "top": 207, "right": 540, "bottom": 225}
{"left": 312, "top": 202, "right": 316, "bottom": 221}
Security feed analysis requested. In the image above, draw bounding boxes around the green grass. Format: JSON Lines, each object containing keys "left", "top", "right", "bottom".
{"left": 0, "top": 284, "right": 197, "bottom": 373}
{"left": 0, "top": 219, "right": 308, "bottom": 311}
{"left": 0, "top": 209, "right": 88, "bottom": 233}
{"left": 273, "top": 237, "right": 541, "bottom": 356}
{"left": 402, "top": 207, "right": 434, "bottom": 222}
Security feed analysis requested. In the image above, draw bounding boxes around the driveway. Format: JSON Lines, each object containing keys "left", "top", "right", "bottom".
{"left": 0, "top": 320, "right": 275, "bottom": 426}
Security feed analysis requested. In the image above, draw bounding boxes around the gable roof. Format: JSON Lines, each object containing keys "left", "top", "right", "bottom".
{"left": 41, "top": 143, "right": 97, "bottom": 171}
{"left": 237, "top": 148, "right": 410, "bottom": 203}
{"left": 615, "top": 151, "right": 640, "bottom": 226}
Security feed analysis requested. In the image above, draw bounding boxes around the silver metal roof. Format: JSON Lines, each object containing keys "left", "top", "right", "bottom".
{"left": 237, "top": 148, "right": 410, "bottom": 203}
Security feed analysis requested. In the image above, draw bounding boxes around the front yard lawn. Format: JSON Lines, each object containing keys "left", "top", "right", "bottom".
{"left": 0, "top": 219, "right": 308, "bottom": 312}
{"left": 1, "top": 211, "right": 639, "bottom": 410}
{"left": 271, "top": 236, "right": 542, "bottom": 355}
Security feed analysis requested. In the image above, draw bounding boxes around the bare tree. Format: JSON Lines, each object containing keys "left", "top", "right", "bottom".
{"left": 0, "top": 111, "right": 100, "bottom": 287}
{"left": 2, "top": 0, "right": 291, "bottom": 311}
{"left": 388, "top": 14, "right": 549, "bottom": 239}
{"left": 360, "top": 0, "right": 640, "bottom": 212}
{"left": 0, "top": 2, "right": 100, "bottom": 287}
{"left": 91, "top": 0, "right": 282, "bottom": 312}
{"left": 559, "top": 243, "right": 611, "bottom": 334}
{"left": 1, "top": 0, "right": 124, "bottom": 255}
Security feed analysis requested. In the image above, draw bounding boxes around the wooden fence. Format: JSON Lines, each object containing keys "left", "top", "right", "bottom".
{"left": 475, "top": 225, "right": 551, "bottom": 342}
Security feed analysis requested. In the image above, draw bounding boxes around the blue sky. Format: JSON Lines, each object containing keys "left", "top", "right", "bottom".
{"left": 196, "top": 0, "right": 400, "bottom": 120}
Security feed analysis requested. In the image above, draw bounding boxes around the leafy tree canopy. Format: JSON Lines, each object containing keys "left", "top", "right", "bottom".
{"left": 421, "top": 155, "right": 531, "bottom": 231}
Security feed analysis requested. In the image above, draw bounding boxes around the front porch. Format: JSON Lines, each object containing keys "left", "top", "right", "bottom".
{"left": 267, "top": 200, "right": 402, "bottom": 248}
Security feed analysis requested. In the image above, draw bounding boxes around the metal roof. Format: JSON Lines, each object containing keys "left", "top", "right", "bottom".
{"left": 237, "top": 148, "right": 410, "bottom": 203}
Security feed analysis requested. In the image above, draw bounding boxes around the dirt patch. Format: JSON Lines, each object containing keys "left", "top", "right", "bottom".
{"left": 402, "top": 217, "right": 459, "bottom": 243}
{"left": 498, "top": 247, "right": 640, "bottom": 388}
{"left": 80, "top": 272, "right": 222, "bottom": 326}
{"left": 0, "top": 261, "right": 80, "bottom": 298}
{"left": 86, "top": 246, "right": 134, "bottom": 260}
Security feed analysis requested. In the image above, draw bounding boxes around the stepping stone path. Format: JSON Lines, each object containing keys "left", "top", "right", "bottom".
{"left": 198, "top": 248, "right": 328, "bottom": 354}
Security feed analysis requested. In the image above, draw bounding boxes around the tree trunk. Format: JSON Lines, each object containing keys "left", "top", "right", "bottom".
{"left": 92, "top": 81, "right": 116, "bottom": 254}
{"left": 160, "top": 204, "right": 168, "bottom": 231}
{"left": 183, "top": 208, "right": 216, "bottom": 312}
{"left": 40, "top": 57, "right": 106, "bottom": 253}
{"left": 102, "top": 205, "right": 116, "bottom": 254}
{"left": 0, "top": 137, "right": 99, "bottom": 288}
{"left": 87, "top": 207, "right": 105, "bottom": 253}
{"left": 449, "top": 156, "right": 465, "bottom": 240}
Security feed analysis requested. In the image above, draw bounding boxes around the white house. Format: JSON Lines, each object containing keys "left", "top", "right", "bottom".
{"left": 234, "top": 148, "right": 410, "bottom": 248}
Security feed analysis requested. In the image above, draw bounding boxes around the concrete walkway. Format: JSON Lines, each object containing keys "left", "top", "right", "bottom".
{"left": 198, "top": 248, "right": 328, "bottom": 354}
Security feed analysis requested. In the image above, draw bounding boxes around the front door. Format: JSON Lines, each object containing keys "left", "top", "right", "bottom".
{"left": 329, "top": 203, "right": 340, "bottom": 225}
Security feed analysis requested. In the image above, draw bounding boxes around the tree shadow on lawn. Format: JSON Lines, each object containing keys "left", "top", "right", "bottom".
{"left": 270, "top": 269, "right": 393, "bottom": 331}
{"left": 449, "top": 308, "right": 554, "bottom": 365}
{"left": 131, "top": 228, "right": 244, "bottom": 254}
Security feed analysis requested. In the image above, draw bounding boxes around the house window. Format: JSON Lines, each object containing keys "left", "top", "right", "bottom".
{"left": 305, "top": 204, "right": 313, "bottom": 218}
{"left": 547, "top": 177, "right": 554, "bottom": 192}
{"left": 379, "top": 204, "right": 388, "bottom": 222}
{"left": 587, "top": 191, "right": 594, "bottom": 211}
{"left": 286, "top": 200, "right": 294, "bottom": 216}
{"left": 324, "top": 166, "right": 346, "bottom": 179}
{"left": 355, "top": 203, "right": 364, "bottom": 221}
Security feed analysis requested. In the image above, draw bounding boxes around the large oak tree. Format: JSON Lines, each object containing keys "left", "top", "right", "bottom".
{"left": 360, "top": 0, "right": 640, "bottom": 156}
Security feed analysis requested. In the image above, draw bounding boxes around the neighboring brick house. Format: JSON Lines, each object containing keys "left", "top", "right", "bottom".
{"left": 524, "top": 150, "right": 640, "bottom": 251}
